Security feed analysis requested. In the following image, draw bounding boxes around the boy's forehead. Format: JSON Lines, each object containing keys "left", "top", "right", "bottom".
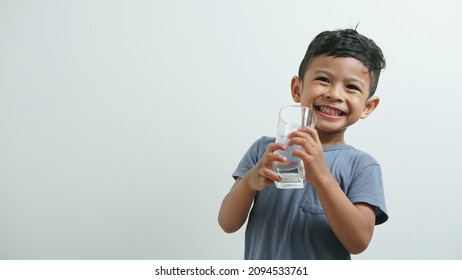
{"left": 305, "top": 55, "right": 371, "bottom": 80}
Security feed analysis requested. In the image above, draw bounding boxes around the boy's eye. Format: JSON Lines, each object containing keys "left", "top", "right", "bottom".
{"left": 346, "top": 84, "right": 360, "bottom": 92}
{"left": 316, "top": 77, "right": 329, "bottom": 83}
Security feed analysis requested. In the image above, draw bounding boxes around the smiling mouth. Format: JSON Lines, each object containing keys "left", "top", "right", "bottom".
{"left": 315, "top": 105, "right": 346, "bottom": 117}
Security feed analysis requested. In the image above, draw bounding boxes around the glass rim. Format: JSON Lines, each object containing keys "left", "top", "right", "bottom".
{"left": 278, "top": 104, "right": 316, "bottom": 127}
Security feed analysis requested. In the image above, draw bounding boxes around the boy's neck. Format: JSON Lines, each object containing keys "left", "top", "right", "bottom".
{"left": 318, "top": 132, "right": 347, "bottom": 146}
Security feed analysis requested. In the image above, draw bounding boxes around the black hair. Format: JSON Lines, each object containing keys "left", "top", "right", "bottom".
{"left": 298, "top": 29, "right": 386, "bottom": 96}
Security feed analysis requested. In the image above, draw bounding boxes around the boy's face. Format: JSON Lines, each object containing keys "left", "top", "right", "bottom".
{"left": 291, "top": 55, "right": 379, "bottom": 138}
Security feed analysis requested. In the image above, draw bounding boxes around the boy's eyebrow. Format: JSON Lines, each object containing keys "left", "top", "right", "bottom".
{"left": 345, "top": 77, "right": 367, "bottom": 88}
{"left": 313, "top": 69, "right": 331, "bottom": 75}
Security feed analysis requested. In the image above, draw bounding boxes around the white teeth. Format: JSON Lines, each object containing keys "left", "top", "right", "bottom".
{"left": 318, "top": 106, "right": 344, "bottom": 116}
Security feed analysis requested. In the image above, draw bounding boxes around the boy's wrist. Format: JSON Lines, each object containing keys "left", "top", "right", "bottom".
{"left": 310, "top": 172, "right": 337, "bottom": 191}
{"left": 240, "top": 172, "right": 260, "bottom": 193}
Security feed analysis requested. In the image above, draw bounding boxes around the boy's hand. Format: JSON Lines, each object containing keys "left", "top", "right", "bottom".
{"left": 242, "top": 143, "right": 288, "bottom": 191}
{"left": 288, "top": 127, "right": 330, "bottom": 186}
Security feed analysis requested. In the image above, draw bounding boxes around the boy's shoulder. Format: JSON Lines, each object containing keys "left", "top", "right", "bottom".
{"left": 250, "top": 136, "right": 379, "bottom": 165}
{"left": 258, "top": 135, "right": 276, "bottom": 145}
{"left": 324, "top": 145, "right": 380, "bottom": 169}
{"left": 250, "top": 136, "right": 275, "bottom": 154}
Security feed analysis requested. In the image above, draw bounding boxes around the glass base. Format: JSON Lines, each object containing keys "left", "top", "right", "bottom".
{"left": 275, "top": 181, "right": 304, "bottom": 189}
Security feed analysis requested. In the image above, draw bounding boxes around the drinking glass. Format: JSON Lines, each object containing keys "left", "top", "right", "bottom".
{"left": 273, "top": 105, "right": 316, "bottom": 189}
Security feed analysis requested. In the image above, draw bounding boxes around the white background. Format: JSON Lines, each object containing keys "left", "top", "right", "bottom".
{"left": 1, "top": 0, "right": 461, "bottom": 259}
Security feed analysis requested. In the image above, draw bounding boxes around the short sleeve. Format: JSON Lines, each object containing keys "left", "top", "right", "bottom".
{"left": 232, "top": 136, "right": 275, "bottom": 180}
{"left": 347, "top": 163, "right": 388, "bottom": 225}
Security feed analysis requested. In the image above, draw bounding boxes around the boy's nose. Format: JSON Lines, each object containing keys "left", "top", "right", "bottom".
{"left": 325, "top": 86, "right": 344, "bottom": 102}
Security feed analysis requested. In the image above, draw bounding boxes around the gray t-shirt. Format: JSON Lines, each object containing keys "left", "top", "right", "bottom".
{"left": 232, "top": 136, "right": 388, "bottom": 260}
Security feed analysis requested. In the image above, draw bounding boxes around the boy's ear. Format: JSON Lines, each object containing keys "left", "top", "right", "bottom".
{"left": 361, "top": 96, "right": 380, "bottom": 119}
{"left": 291, "top": 76, "right": 302, "bottom": 102}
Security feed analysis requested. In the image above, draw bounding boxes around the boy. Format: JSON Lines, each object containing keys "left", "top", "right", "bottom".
{"left": 218, "top": 28, "right": 388, "bottom": 260}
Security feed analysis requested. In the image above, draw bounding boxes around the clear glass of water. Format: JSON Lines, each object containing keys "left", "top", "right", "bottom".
{"left": 273, "top": 105, "right": 316, "bottom": 189}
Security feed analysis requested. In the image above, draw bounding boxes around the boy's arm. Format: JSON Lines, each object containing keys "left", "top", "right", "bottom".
{"left": 218, "top": 177, "right": 256, "bottom": 233}
{"left": 311, "top": 175, "right": 376, "bottom": 254}
{"left": 290, "top": 127, "right": 376, "bottom": 254}
{"left": 218, "top": 142, "right": 287, "bottom": 233}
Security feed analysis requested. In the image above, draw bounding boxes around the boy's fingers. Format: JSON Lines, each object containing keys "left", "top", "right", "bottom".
{"left": 259, "top": 168, "right": 282, "bottom": 182}
{"left": 290, "top": 139, "right": 312, "bottom": 151}
{"left": 268, "top": 151, "right": 287, "bottom": 162}
{"left": 288, "top": 132, "right": 316, "bottom": 148}
{"left": 304, "top": 126, "right": 320, "bottom": 142}
{"left": 266, "top": 142, "right": 287, "bottom": 153}
{"left": 261, "top": 143, "right": 287, "bottom": 164}
{"left": 291, "top": 127, "right": 320, "bottom": 145}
